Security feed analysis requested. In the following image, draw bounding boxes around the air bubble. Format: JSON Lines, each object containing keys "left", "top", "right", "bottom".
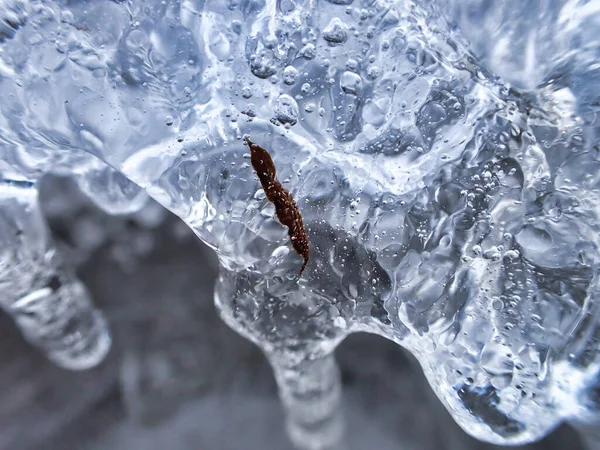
{"left": 323, "top": 18, "right": 348, "bottom": 45}
{"left": 299, "top": 43, "right": 316, "bottom": 60}
{"left": 340, "top": 71, "right": 362, "bottom": 95}
{"left": 366, "top": 66, "right": 381, "bottom": 79}
{"left": 268, "top": 246, "right": 290, "bottom": 265}
{"left": 273, "top": 94, "right": 299, "bottom": 126}
{"left": 282, "top": 66, "right": 298, "bottom": 85}
{"left": 241, "top": 87, "right": 253, "bottom": 99}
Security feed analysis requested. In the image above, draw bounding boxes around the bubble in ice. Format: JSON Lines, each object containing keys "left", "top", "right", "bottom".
{"left": 273, "top": 94, "right": 299, "bottom": 126}
{"left": 323, "top": 18, "right": 348, "bottom": 45}
{"left": 282, "top": 66, "right": 299, "bottom": 85}
{"left": 247, "top": 45, "right": 279, "bottom": 78}
{"left": 340, "top": 71, "right": 362, "bottom": 95}
{"left": 299, "top": 43, "right": 316, "bottom": 60}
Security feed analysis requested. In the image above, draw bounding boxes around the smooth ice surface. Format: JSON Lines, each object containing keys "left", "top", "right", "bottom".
{"left": 1, "top": 0, "right": 600, "bottom": 448}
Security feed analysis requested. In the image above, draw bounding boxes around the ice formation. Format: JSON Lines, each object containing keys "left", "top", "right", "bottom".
{"left": 1, "top": 0, "right": 600, "bottom": 448}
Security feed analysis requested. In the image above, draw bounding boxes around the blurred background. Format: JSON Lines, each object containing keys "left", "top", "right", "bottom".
{"left": 0, "top": 175, "right": 585, "bottom": 450}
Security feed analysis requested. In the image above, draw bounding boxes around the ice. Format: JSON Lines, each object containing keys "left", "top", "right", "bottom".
{"left": 1, "top": 0, "right": 600, "bottom": 448}
{"left": 0, "top": 177, "right": 110, "bottom": 369}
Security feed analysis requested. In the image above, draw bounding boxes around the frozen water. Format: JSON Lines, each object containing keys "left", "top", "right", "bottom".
{"left": 1, "top": 0, "right": 600, "bottom": 448}
{"left": 0, "top": 178, "right": 110, "bottom": 369}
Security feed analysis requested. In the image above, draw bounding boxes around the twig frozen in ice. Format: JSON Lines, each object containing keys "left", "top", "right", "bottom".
{"left": 245, "top": 137, "right": 310, "bottom": 275}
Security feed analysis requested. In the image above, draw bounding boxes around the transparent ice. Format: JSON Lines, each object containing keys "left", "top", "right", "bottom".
{"left": 1, "top": 0, "right": 600, "bottom": 448}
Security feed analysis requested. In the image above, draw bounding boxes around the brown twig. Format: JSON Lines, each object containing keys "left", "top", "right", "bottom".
{"left": 244, "top": 137, "right": 309, "bottom": 275}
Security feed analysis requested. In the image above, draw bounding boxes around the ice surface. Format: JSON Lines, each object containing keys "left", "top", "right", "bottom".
{"left": 1, "top": 0, "right": 600, "bottom": 448}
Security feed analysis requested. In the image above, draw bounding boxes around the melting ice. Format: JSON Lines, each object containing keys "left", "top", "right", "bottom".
{"left": 1, "top": 0, "right": 600, "bottom": 448}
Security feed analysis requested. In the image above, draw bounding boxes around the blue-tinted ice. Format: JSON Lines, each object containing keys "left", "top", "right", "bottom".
{"left": 1, "top": 0, "right": 600, "bottom": 448}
